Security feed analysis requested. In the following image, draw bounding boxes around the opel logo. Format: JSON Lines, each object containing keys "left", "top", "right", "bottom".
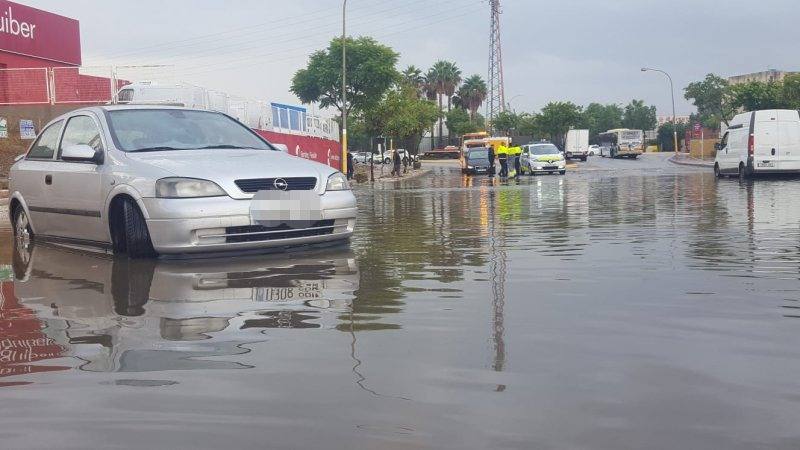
{"left": 273, "top": 178, "right": 289, "bottom": 191}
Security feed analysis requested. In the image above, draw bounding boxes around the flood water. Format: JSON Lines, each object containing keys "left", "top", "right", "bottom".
{"left": 2, "top": 155, "right": 800, "bottom": 449}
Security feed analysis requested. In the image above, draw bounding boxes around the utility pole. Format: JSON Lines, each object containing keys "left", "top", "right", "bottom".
{"left": 341, "top": 0, "right": 348, "bottom": 175}
{"left": 487, "top": 0, "right": 505, "bottom": 133}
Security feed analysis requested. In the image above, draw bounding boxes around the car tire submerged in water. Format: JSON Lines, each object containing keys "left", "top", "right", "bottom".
{"left": 559, "top": 170, "right": 566, "bottom": 175}
{"left": 714, "top": 163, "right": 722, "bottom": 178}
{"left": 738, "top": 162, "right": 748, "bottom": 180}
{"left": 116, "top": 199, "right": 157, "bottom": 259}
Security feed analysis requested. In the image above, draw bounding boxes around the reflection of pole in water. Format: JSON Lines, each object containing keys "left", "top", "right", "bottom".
{"left": 487, "top": 190, "right": 506, "bottom": 383}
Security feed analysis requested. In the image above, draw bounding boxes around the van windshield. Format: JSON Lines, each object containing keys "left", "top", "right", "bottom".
{"left": 106, "top": 109, "right": 273, "bottom": 152}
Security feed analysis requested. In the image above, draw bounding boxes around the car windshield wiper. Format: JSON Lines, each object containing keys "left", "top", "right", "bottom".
{"left": 197, "top": 145, "right": 251, "bottom": 149}
{"left": 129, "top": 146, "right": 187, "bottom": 152}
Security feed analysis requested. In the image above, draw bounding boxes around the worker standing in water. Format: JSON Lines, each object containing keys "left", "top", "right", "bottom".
{"left": 510, "top": 145, "right": 522, "bottom": 177}
{"left": 497, "top": 144, "right": 509, "bottom": 178}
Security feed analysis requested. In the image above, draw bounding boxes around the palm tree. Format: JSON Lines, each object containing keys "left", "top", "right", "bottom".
{"left": 402, "top": 65, "right": 425, "bottom": 98}
{"left": 428, "top": 61, "right": 461, "bottom": 146}
{"left": 457, "top": 75, "right": 487, "bottom": 123}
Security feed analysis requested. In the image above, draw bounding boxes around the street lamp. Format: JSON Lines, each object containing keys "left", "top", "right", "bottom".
{"left": 641, "top": 67, "right": 678, "bottom": 155}
{"left": 506, "top": 94, "right": 523, "bottom": 112}
{"left": 341, "top": 0, "right": 348, "bottom": 175}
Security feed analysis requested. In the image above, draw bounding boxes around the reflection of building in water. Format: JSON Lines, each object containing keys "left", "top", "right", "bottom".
{"left": 10, "top": 244, "right": 358, "bottom": 377}
{"left": 0, "top": 279, "right": 69, "bottom": 386}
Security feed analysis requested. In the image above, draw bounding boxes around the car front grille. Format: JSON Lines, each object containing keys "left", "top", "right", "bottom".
{"left": 235, "top": 177, "right": 318, "bottom": 193}
{"left": 224, "top": 220, "right": 335, "bottom": 243}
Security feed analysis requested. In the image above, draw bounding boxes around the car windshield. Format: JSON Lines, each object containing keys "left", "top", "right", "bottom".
{"left": 107, "top": 109, "right": 273, "bottom": 152}
{"left": 468, "top": 149, "right": 489, "bottom": 159}
{"left": 530, "top": 144, "right": 559, "bottom": 155}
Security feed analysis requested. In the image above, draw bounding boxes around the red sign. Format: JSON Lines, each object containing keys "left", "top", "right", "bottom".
{"left": 692, "top": 123, "right": 703, "bottom": 139}
{"left": 255, "top": 129, "right": 343, "bottom": 171}
{"left": 0, "top": 0, "right": 81, "bottom": 66}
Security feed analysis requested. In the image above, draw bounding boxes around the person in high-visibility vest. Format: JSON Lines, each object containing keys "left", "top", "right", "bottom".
{"left": 510, "top": 146, "right": 522, "bottom": 177}
{"left": 496, "top": 145, "right": 509, "bottom": 177}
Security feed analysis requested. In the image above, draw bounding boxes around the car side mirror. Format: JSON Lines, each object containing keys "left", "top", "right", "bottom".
{"left": 714, "top": 143, "right": 722, "bottom": 151}
{"left": 62, "top": 144, "right": 102, "bottom": 164}
{"left": 273, "top": 143, "right": 289, "bottom": 153}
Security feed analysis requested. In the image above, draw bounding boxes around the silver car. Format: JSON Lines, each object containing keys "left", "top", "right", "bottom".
{"left": 7, "top": 106, "right": 357, "bottom": 257}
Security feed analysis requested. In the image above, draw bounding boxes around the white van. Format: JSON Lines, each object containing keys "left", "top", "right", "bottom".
{"left": 715, "top": 109, "right": 800, "bottom": 178}
{"left": 564, "top": 129, "right": 590, "bottom": 161}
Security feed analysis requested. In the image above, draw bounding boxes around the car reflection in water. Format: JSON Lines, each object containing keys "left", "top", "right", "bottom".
{"left": 12, "top": 244, "right": 358, "bottom": 374}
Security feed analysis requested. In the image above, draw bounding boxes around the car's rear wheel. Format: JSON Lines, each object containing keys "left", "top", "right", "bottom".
{"left": 738, "top": 162, "right": 748, "bottom": 180}
{"left": 714, "top": 163, "right": 722, "bottom": 178}
{"left": 559, "top": 170, "right": 566, "bottom": 175}
{"left": 112, "top": 198, "right": 156, "bottom": 258}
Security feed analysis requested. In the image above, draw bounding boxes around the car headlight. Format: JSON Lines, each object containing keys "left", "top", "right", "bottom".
{"left": 156, "top": 177, "right": 226, "bottom": 198}
{"left": 326, "top": 172, "right": 350, "bottom": 191}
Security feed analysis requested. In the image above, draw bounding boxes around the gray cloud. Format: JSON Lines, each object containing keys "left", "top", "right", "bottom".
{"left": 25, "top": 0, "right": 800, "bottom": 116}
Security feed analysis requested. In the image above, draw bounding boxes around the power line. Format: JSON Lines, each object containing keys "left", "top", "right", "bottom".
{"left": 171, "top": 3, "right": 486, "bottom": 78}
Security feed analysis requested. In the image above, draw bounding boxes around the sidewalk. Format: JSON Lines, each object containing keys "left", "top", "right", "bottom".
{"left": 668, "top": 153, "right": 713, "bottom": 168}
{"left": 352, "top": 163, "right": 432, "bottom": 184}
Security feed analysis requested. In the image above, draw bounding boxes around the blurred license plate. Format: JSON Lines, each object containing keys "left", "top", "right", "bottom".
{"left": 255, "top": 282, "right": 323, "bottom": 302}
{"left": 475, "top": 167, "right": 487, "bottom": 172}
{"left": 757, "top": 161, "right": 775, "bottom": 168}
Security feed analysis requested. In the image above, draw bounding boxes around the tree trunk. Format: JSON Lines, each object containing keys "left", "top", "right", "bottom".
{"left": 438, "top": 93, "right": 444, "bottom": 148}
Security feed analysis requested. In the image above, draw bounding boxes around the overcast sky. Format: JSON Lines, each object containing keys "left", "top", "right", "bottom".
{"left": 24, "top": 0, "right": 800, "bottom": 118}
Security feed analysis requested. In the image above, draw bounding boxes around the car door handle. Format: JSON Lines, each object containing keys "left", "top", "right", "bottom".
{"left": 771, "top": 148, "right": 776, "bottom": 156}
{"left": 45, "top": 174, "right": 52, "bottom": 185}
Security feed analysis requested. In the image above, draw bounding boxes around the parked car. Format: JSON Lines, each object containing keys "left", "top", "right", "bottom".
{"left": 715, "top": 109, "right": 800, "bottom": 178}
{"left": 8, "top": 106, "right": 357, "bottom": 258}
{"left": 352, "top": 151, "right": 376, "bottom": 164}
{"left": 588, "top": 144, "right": 601, "bottom": 156}
{"left": 520, "top": 142, "right": 566, "bottom": 175}
{"left": 464, "top": 147, "right": 492, "bottom": 175}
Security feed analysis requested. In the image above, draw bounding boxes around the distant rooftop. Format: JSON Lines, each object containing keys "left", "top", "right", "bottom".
{"left": 728, "top": 69, "right": 797, "bottom": 85}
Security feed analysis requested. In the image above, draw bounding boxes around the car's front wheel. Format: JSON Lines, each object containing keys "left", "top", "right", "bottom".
{"left": 112, "top": 198, "right": 156, "bottom": 258}
{"left": 12, "top": 205, "right": 33, "bottom": 251}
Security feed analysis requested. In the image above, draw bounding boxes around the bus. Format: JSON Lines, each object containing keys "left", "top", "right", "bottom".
{"left": 597, "top": 129, "right": 644, "bottom": 159}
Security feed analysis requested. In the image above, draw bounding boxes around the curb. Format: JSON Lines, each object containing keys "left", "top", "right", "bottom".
{"left": 668, "top": 155, "right": 713, "bottom": 168}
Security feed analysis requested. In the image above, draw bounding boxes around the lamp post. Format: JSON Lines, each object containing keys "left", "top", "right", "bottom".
{"left": 341, "top": 0, "right": 348, "bottom": 175}
{"left": 506, "top": 94, "right": 523, "bottom": 112}
{"left": 642, "top": 67, "right": 678, "bottom": 155}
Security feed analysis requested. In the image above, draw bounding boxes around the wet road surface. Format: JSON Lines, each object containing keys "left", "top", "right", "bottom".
{"left": 2, "top": 154, "right": 800, "bottom": 449}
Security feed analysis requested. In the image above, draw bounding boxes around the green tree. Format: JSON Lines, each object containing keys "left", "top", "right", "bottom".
{"left": 372, "top": 85, "right": 440, "bottom": 154}
{"left": 491, "top": 110, "right": 520, "bottom": 136}
{"left": 456, "top": 75, "right": 487, "bottom": 122}
{"left": 731, "top": 81, "right": 786, "bottom": 111}
{"left": 684, "top": 73, "right": 736, "bottom": 129}
{"left": 427, "top": 61, "right": 462, "bottom": 145}
{"left": 516, "top": 113, "right": 540, "bottom": 138}
{"left": 291, "top": 37, "right": 399, "bottom": 119}
{"left": 445, "top": 107, "right": 480, "bottom": 136}
{"left": 657, "top": 121, "right": 688, "bottom": 152}
{"left": 582, "top": 103, "right": 623, "bottom": 138}
{"left": 783, "top": 74, "right": 800, "bottom": 110}
{"left": 536, "top": 101, "right": 584, "bottom": 148}
{"left": 623, "top": 99, "right": 657, "bottom": 131}
{"left": 401, "top": 65, "right": 425, "bottom": 98}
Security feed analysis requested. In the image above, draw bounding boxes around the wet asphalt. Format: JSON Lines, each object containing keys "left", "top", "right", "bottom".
{"left": 2, "top": 154, "right": 800, "bottom": 449}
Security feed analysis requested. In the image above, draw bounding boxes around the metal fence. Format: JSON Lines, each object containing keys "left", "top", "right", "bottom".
{"left": 0, "top": 67, "right": 50, "bottom": 105}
